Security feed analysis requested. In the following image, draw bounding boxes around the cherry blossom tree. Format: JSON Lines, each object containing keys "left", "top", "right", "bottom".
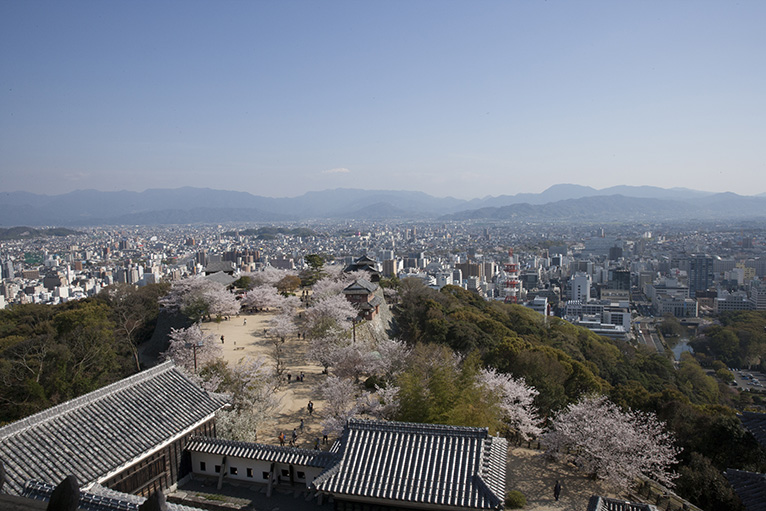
{"left": 215, "top": 356, "right": 281, "bottom": 442}
{"left": 318, "top": 375, "right": 359, "bottom": 435}
{"left": 304, "top": 293, "right": 357, "bottom": 339}
{"left": 278, "top": 295, "right": 301, "bottom": 315}
{"left": 205, "top": 284, "right": 241, "bottom": 318}
{"left": 543, "top": 394, "right": 680, "bottom": 489}
{"left": 477, "top": 368, "right": 541, "bottom": 441}
{"left": 307, "top": 329, "right": 347, "bottom": 374}
{"left": 267, "top": 313, "right": 296, "bottom": 379}
{"left": 320, "top": 263, "right": 345, "bottom": 280}
{"left": 269, "top": 313, "right": 297, "bottom": 342}
{"left": 373, "top": 338, "right": 410, "bottom": 380}
{"left": 163, "top": 324, "right": 222, "bottom": 373}
{"left": 358, "top": 385, "right": 400, "bottom": 420}
{"left": 240, "top": 285, "right": 283, "bottom": 312}
{"left": 327, "top": 341, "right": 380, "bottom": 382}
{"left": 254, "top": 267, "right": 298, "bottom": 287}
{"left": 318, "top": 376, "right": 401, "bottom": 435}
{"left": 311, "top": 276, "right": 349, "bottom": 301}
{"left": 160, "top": 276, "right": 239, "bottom": 321}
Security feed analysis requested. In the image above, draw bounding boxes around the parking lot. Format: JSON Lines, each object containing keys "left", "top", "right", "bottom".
{"left": 731, "top": 369, "right": 766, "bottom": 390}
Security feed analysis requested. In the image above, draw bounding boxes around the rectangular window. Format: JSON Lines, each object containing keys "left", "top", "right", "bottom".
{"left": 230, "top": 467, "right": 238, "bottom": 475}
{"left": 262, "top": 472, "right": 270, "bottom": 480}
{"left": 297, "top": 471, "right": 305, "bottom": 479}
{"left": 214, "top": 465, "right": 221, "bottom": 473}
{"left": 246, "top": 468, "right": 253, "bottom": 478}
{"left": 200, "top": 461, "right": 206, "bottom": 472}
{"left": 281, "top": 469, "right": 289, "bottom": 477}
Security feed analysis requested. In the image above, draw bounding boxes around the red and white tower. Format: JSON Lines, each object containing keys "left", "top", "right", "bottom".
{"left": 503, "top": 248, "right": 520, "bottom": 303}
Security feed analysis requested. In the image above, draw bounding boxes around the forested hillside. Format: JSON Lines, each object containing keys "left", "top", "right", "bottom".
{"left": 392, "top": 280, "right": 766, "bottom": 511}
{"left": 0, "top": 283, "right": 168, "bottom": 424}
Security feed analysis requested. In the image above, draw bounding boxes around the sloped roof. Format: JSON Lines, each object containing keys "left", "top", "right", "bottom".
{"left": 586, "top": 496, "right": 659, "bottom": 511}
{"left": 23, "top": 480, "right": 206, "bottom": 511}
{"left": 313, "top": 419, "right": 506, "bottom": 510}
{"left": 204, "top": 261, "right": 236, "bottom": 274}
{"left": 186, "top": 436, "right": 339, "bottom": 468}
{"left": 724, "top": 469, "right": 766, "bottom": 511}
{"left": 343, "top": 278, "right": 378, "bottom": 295}
{"left": 204, "top": 271, "right": 237, "bottom": 286}
{"left": 740, "top": 412, "right": 766, "bottom": 450}
{"left": 0, "top": 361, "right": 226, "bottom": 495}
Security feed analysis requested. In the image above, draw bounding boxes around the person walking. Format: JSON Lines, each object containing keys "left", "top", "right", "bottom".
{"left": 308, "top": 400, "right": 314, "bottom": 416}
{"left": 554, "top": 480, "right": 562, "bottom": 501}
{"left": 299, "top": 419, "right": 304, "bottom": 433}
{"left": 278, "top": 432, "right": 285, "bottom": 446}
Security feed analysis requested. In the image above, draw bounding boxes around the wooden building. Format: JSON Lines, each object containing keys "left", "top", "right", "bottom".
{"left": 0, "top": 361, "right": 226, "bottom": 497}
{"left": 343, "top": 278, "right": 384, "bottom": 320}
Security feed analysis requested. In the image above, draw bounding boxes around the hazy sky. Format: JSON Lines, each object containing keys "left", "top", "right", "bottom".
{"left": 2, "top": 1, "right": 765, "bottom": 199}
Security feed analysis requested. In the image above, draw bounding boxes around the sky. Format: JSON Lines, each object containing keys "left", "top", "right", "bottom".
{"left": 1, "top": 1, "right": 765, "bottom": 199}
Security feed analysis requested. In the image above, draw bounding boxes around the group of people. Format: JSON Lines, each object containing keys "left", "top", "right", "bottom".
{"left": 276, "top": 402, "right": 318, "bottom": 449}
{"left": 277, "top": 428, "right": 301, "bottom": 447}
{"left": 286, "top": 371, "right": 305, "bottom": 383}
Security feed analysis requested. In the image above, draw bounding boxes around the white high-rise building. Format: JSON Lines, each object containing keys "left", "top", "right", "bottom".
{"left": 570, "top": 272, "right": 592, "bottom": 302}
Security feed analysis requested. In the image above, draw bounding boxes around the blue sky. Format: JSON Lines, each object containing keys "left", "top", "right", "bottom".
{"left": 1, "top": 1, "right": 765, "bottom": 199}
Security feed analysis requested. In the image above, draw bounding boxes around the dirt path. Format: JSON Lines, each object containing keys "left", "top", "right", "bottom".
{"left": 201, "top": 312, "right": 330, "bottom": 449}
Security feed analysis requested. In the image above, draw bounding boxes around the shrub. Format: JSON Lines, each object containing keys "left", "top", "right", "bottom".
{"left": 505, "top": 490, "right": 526, "bottom": 509}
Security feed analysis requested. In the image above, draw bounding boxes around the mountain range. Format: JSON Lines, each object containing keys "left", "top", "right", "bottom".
{"left": 1, "top": 184, "right": 766, "bottom": 226}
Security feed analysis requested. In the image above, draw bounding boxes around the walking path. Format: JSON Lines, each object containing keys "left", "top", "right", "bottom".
{"left": 202, "top": 312, "right": 330, "bottom": 449}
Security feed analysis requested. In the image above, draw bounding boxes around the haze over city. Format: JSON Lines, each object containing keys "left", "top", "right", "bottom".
{"left": 2, "top": 1, "right": 765, "bottom": 199}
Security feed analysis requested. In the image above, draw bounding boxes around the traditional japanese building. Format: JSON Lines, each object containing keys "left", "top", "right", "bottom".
{"left": 343, "top": 278, "right": 384, "bottom": 320}
{"left": 0, "top": 361, "right": 226, "bottom": 497}
{"left": 344, "top": 255, "right": 382, "bottom": 282}
{"left": 313, "top": 419, "right": 507, "bottom": 511}
{"left": 185, "top": 419, "right": 507, "bottom": 511}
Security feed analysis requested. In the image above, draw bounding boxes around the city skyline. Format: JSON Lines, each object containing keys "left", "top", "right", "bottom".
{"left": 2, "top": 1, "right": 765, "bottom": 199}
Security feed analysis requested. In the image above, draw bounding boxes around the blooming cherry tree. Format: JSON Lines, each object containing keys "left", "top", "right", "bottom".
{"left": 269, "top": 313, "right": 297, "bottom": 342}
{"left": 543, "top": 394, "right": 680, "bottom": 489}
{"left": 216, "top": 356, "right": 280, "bottom": 442}
{"left": 241, "top": 285, "right": 283, "bottom": 311}
{"left": 160, "top": 276, "right": 239, "bottom": 320}
{"left": 303, "top": 293, "right": 357, "bottom": 339}
{"left": 318, "top": 375, "right": 358, "bottom": 435}
{"left": 477, "top": 368, "right": 541, "bottom": 441}
{"left": 163, "top": 324, "right": 222, "bottom": 373}
{"left": 254, "top": 267, "right": 298, "bottom": 287}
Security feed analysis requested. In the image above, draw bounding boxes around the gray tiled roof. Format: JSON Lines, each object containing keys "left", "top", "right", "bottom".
{"left": 313, "top": 419, "right": 507, "bottom": 510}
{"left": 586, "top": 496, "right": 659, "bottom": 511}
{"left": 724, "top": 469, "right": 766, "bottom": 511}
{"left": 343, "top": 278, "right": 378, "bottom": 294}
{"left": 740, "top": 412, "right": 766, "bottom": 450}
{"left": 23, "top": 480, "right": 206, "bottom": 511}
{"left": 186, "top": 436, "right": 340, "bottom": 468}
{"left": 204, "top": 271, "right": 237, "bottom": 286}
{"left": 0, "top": 361, "right": 226, "bottom": 495}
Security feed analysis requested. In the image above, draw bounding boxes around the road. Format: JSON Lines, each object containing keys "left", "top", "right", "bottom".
{"left": 634, "top": 317, "right": 664, "bottom": 354}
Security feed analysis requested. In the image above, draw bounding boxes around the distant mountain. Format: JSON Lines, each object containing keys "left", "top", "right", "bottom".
{"left": 441, "top": 193, "right": 766, "bottom": 222}
{"left": 0, "top": 186, "right": 763, "bottom": 225}
{"left": 0, "top": 226, "right": 81, "bottom": 240}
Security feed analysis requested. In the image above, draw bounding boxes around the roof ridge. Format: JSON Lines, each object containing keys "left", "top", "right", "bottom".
{"left": 189, "top": 435, "right": 325, "bottom": 456}
{"left": 0, "top": 361, "right": 176, "bottom": 441}
{"left": 347, "top": 418, "right": 489, "bottom": 436}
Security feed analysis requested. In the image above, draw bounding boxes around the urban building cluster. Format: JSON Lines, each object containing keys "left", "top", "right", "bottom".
{"left": 2, "top": 221, "right": 766, "bottom": 344}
